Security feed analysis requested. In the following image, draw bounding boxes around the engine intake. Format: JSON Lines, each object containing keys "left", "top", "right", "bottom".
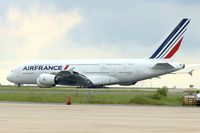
{"left": 37, "top": 73, "right": 59, "bottom": 88}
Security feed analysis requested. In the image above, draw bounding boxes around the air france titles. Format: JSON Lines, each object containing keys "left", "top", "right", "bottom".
{"left": 23, "top": 65, "right": 62, "bottom": 71}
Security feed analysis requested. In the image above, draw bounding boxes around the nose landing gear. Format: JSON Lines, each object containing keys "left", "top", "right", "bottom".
{"left": 15, "top": 83, "right": 21, "bottom": 87}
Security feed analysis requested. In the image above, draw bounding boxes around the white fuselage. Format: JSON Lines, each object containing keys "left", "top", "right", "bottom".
{"left": 7, "top": 59, "right": 184, "bottom": 87}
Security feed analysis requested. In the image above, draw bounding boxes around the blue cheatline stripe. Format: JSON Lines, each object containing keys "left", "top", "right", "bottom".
{"left": 149, "top": 18, "right": 188, "bottom": 59}
{"left": 160, "top": 29, "right": 186, "bottom": 59}
{"left": 156, "top": 20, "right": 190, "bottom": 59}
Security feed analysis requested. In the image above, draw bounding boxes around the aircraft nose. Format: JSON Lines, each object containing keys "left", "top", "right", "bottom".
{"left": 7, "top": 72, "right": 13, "bottom": 82}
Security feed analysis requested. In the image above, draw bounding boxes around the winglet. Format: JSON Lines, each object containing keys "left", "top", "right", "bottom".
{"left": 150, "top": 18, "right": 190, "bottom": 59}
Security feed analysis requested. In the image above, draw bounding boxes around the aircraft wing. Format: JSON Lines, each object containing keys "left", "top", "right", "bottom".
{"left": 55, "top": 69, "right": 73, "bottom": 77}
{"left": 52, "top": 70, "right": 93, "bottom": 87}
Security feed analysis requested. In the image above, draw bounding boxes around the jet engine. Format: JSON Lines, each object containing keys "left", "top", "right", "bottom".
{"left": 37, "top": 73, "right": 59, "bottom": 88}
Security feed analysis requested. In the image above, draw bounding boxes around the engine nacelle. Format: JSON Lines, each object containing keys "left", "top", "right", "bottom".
{"left": 37, "top": 73, "right": 58, "bottom": 88}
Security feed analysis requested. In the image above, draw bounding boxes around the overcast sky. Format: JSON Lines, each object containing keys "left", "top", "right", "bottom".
{"left": 1, "top": 0, "right": 200, "bottom": 88}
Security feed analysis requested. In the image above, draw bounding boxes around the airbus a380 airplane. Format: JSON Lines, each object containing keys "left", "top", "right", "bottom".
{"left": 7, "top": 18, "right": 190, "bottom": 88}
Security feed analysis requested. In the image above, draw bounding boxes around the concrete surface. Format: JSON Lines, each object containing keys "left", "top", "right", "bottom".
{"left": 0, "top": 103, "right": 199, "bottom": 133}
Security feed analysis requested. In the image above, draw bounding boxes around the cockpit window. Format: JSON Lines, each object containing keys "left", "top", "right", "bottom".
{"left": 12, "top": 65, "right": 22, "bottom": 72}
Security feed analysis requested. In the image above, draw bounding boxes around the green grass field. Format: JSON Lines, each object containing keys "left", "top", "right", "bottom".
{"left": 0, "top": 85, "right": 194, "bottom": 106}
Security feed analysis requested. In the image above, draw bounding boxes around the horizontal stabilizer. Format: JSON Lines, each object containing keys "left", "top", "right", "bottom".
{"left": 172, "top": 69, "right": 194, "bottom": 76}
{"left": 151, "top": 63, "right": 175, "bottom": 69}
{"left": 172, "top": 64, "right": 200, "bottom": 76}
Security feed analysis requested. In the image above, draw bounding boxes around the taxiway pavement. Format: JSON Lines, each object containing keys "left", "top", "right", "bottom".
{"left": 0, "top": 103, "right": 199, "bottom": 133}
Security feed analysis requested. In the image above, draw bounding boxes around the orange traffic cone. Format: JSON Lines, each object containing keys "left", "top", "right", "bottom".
{"left": 66, "top": 96, "right": 71, "bottom": 105}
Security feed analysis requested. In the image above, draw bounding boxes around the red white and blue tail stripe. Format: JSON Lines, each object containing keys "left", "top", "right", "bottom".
{"left": 150, "top": 18, "right": 190, "bottom": 59}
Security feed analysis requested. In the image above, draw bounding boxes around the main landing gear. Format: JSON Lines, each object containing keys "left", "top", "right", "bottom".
{"left": 78, "top": 85, "right": 105, "bottom": 88}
